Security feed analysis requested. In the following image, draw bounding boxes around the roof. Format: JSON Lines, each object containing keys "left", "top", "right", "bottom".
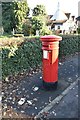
{"left": 76, "top": 16, "right": 80, "bottom": 21}
{"left": 48, "top": 15, "right": 53, "bottom": 19}
{"left": 50, "top": 9, "right": 68, "bottom": 21}
{"left": 52, "top": 19, "right": 67, "bottom": 24}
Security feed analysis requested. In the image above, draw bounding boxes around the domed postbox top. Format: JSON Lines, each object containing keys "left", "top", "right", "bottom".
{"left": 40, "top": 35, "right": 62, "bottom": 42}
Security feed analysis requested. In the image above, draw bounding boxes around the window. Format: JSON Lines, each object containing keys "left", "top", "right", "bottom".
{"left": 58, "top": 26, "right": 60, "bottom": 29}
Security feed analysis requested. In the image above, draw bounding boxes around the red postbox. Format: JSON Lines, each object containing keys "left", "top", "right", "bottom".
{"left": 40, "top": 35, "right": 62, "bottom": 88}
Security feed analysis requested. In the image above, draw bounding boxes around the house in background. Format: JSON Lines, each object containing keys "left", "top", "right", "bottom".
{"left": 47, "top": 2, "right": 78, "bottom": 34}
{"left": 76, "top": 1, "right": 80, "bottom": 27}
{"left": 76, "top": 16, "right": 80, "bottom": 27}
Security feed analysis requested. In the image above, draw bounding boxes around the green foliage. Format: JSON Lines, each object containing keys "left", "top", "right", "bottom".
{"left": 31, "top": 16, "right": 44, "bottom": 35}
{"left": 22, "top": 19, "right": 32, "bottom": 36}
{"left": 31, "top": 4, "right": 48, "bottom": 35}
{"left": 2, "top": 2, "right": 14, "bottom": 32}
{"left": 13, "top": 34, "right": 24, "bottom": 37}
{"left": 2, "top": 37, "right": 42, "bottom": 79}
{"left": 2, "top": 0, "right": 29, "bottom": 33}
{"left": 59, "top": 35, "right": 79, "bottom": 57}
{"left": 32, "top": 5, "right": 47, "bottom": 16}
{"left": 8, "top": 45, "right": 18, "bottom": 58}
{"left": 77, "top": 27, "right": 80, "bottom": 34}
{"left": 40, "top": 26, "right": 52, "bottom": 35}
{"left": 0, "top": 34, "right": 13, "bottom": 38}
{"left": 13, "top": 0, "right": 29, "bottom": 33}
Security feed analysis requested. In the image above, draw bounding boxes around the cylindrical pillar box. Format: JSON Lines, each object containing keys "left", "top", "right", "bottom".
{"left": 40, "top": 35, "right": 62, "bottom": 88}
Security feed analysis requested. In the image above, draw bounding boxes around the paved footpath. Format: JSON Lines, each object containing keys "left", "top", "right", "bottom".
{"left": 3, "top": 53, "right": 79, "bottom": 119}
{"left": 35, "top": 78, "right": 79, "bottom": 119}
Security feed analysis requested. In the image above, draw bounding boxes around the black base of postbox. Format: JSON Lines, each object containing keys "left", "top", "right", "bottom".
{"left": 43, "top": 80, "right": 58, "bottom": 90}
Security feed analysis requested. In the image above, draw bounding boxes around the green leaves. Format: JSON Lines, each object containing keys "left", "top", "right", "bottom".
{"left": 31, "top": 16, "right": 44, "bottom": 33}
{"left": 2, "top": 2, "right": 14, "bottom": 32}
{"left": 40, "top": 26, "right": 52, "bottom": 35}
{"left": 13, "top": 0, "right": 29, "bottom": 33}
{"left": 2, "top": 1, "right": 29, "bottom": 33}
{"left": 22, "top": 19, "right": 32, "bottom": 36}
{"left": 2, "top": 37, "right": 42, "bottom": 79}
{"left": 59, "top": 35, "right": 79, "bottom": 57}
{"left": 77, "top": 27, "right": 80, "bottom": 34}
{"left": 31, "top": 14, "right": 48, "bottom": 35}
{"left": 32, "top": 5, "right": 47, "bottom": 16}
{"left": 8, "top": 45, "right": 18, "bottom": 58}
{"left": 31, "top": 4, "right": 49, "bottom": 36}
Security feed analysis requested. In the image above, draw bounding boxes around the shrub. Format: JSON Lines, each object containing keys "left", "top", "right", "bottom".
{"left": 13, "top": 34, "right": 24, "bottom": 37}
{"left": 22, "top": 19, "right": 32, "bottom": 36}
{"left": 77, "top": 27, "right": 80, "bottom": 34}
{"left": 40, "top": 26, "right": 52, "bottom": 35}
{"left": 59, "top": 35, "right": 79, "bottom": 57}
{"left": 31, "top": 16, "right": 44, "bottom": 35}
{"left": 2, "top": 37, "right": 42, "bottom": 79}
{"left": 0, "top": 37, "right": 24, "bottom": 47}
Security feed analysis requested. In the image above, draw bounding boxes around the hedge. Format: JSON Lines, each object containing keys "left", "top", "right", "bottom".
{"left": 2, "top": 38, "right": 42, "bottom": 79}
{"left": 59, "top": 35, "right": 79, "bottom": 57}
{"left": 2, "top": 35, "right": 80, "bottom": 79}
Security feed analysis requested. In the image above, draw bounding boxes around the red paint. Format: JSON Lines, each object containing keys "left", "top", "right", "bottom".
{"left": 40, "top": 35, "right": 62, "bottom": 83}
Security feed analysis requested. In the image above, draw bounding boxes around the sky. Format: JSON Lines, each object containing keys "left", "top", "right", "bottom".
{"left": 27, "top": 0, "right": 80, "bottom": 17}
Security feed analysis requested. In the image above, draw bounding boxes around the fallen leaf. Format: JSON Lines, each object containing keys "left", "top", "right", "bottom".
{"left": 76, "top": 95, "right": 78, "bottom": 97}
{"left": 3, "top": 112, "right": 6, "bottom": 116}
{"left": 5, "top": 77, "right": 9, "bottom": 82}
{"left": 33, "top": 87, "right": 39, "bottom": 92}
{"left": 27, "top": 100, "right": 32, "bottom": 105}
{"left": 9, "top": 114, "right": 12, "bottom": 117}
{"left": 0, "top": 96, "right": 2, "bottom": 102}
{"left": 33, "top": 98, "right": 38, "bottom": 101}
{"left": 49, "top": 97, "right": 52, "bottom": 103}
{"left": 40, "top": 77, "right": 42, "bottom": 79}
{"left": 59, "top": 62, "right": 63, "bottom": 65}
{"left": 21, "top": 111, "right": 25, "bottom": 113}
{"left": 9, "top": 97, "right": 12, "bottom": 100}
{"left": 22, "top": 88, "right": 25, "bottom": 91}
{"left": 34, "top": 107, "right": 37, "bottom": 109}
{"left": 54, "top": 113, "right": 56, "bottom": 116}
{"left": 18, "top": 98, "right": 26, "bottom": 105}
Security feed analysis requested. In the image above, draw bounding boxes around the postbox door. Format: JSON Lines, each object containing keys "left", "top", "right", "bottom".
{"left": 42, "top": 50, "right": 58, "bottom": 82}
{"left": 42, "top": 50, "right": 50, "bottom": 82}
